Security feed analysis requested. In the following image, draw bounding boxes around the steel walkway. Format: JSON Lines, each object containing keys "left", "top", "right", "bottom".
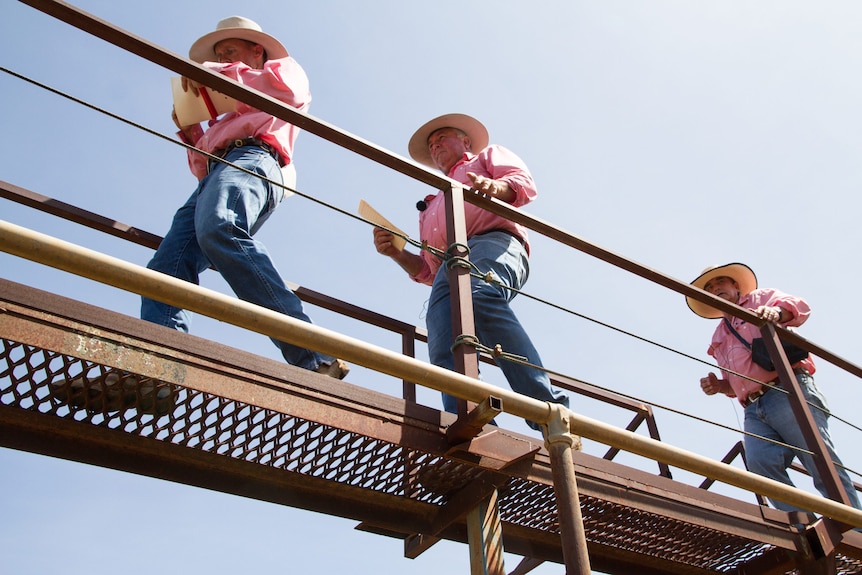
{"left": 3, "top": 3, "right": 862, "bottom": 572}
{"left": 2, "top": 278, "right": 860, "bottom": 574}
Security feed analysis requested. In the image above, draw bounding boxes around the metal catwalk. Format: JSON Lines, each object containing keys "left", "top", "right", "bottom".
{"left": 2, "top": 278, "right": 860, "bottom": 574}
{"left": 3, "top": 2, "right": 862, "bottom": 572}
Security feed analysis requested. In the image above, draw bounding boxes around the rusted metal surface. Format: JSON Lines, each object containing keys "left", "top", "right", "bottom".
{"left": 3, "top": 279, "right": 862, "bottom": 574}
{"left": 547, "top": 411, "right": 592, "bottom": 575}
{"left": 0, "top": 179, "right": 670, "bottom": 472}
{"left": 20, "top": 0, "right": 806, "bottom": 350}
{"left": 760, "top": 321, "right": 858, "bottom": 515}
{"left": 15, "top": 0, "right": 451, "bottom": 191}
{"left": 466, "top": 489, "right": 505, "bottom": 575}
{"left": 442, "top": 184, "right": 483, "bottom": 425}
{"left": 4, "top": 2, "right": 862, "bottom": 572}
{"left": 0, "top": 179, "right": 163, "bottom": 250}
{"left": 18, "top": 0, "right": 861, "bottom": 382}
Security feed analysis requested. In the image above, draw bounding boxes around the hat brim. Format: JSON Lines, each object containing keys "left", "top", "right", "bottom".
{"left": 189, "top": 28, "right": 288, "bottom": 63}
{"left": 686, "top": 262, "right": 758, "bottom": 319}
{"left": 407, "top": 113, "right": 489, "bottom": 168}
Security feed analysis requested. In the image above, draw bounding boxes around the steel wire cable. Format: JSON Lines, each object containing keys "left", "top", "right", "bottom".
{"left": 468, "top": 266, "right": 861, "bottom": 434}
{"left": 3, "top": 65, "right": 860, "bottom": 483}
{"left": 458, "top": 333, "right": 861, "bottom": 480}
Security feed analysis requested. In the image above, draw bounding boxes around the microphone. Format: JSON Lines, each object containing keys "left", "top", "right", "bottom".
{"left": 416, "top": 200, "right": 427, "bottom": 211}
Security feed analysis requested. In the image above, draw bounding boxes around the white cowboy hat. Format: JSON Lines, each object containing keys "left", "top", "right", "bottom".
{"left": 407, "top": 113, "right": 489, "bottom": 168}
{"left": 687, "top": 262, "right": 758, "bottom": 319}
{"left": 189, "top": 16, "right": 289, "bottom": 63}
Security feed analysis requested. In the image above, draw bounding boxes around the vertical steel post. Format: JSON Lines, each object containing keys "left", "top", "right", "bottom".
{"left": 759, "top": 323, "right": 855, "bottom": 510}
{"left": 401, "top": 328, "right": 417, "bottom": 402}
{"left": 466, "top": 488, "right": 505, "bottom": 575}
{"left": 442, "top": 174, "right": 500, "bottom": 572}
{"left": 442, "top": 184, "right": 480, "bottom": 410}
{"left": 546, "top": 405, "right": 592, "bottom": 575}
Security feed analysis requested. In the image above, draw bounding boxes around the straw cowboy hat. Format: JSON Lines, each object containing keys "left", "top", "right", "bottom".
{"left": 189, "top": 16, "right": 289, "bottom": 63}
{"left": 408, "top": 113, "right": 490, "bottom": 168}
{"left": 687, "top": 262, "right": 758, "bottom": 319}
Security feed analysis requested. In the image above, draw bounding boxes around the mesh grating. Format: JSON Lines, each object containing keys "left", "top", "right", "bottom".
{"left": 2, "top": 337, "right": 861, "bottom": 574}
{"left": 0, "top": 338, "right": 488, "bottom": 507}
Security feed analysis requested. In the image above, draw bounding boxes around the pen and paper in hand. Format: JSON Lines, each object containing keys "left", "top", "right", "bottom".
{"left": 171, "top": 76, "right": 237, "bottom": 125}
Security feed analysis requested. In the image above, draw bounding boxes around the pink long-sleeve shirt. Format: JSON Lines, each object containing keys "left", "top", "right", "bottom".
{"left": 410, "top": 144, "right": 537, "bottom": 285}
{"left": 708, "top": 288, "right": 815, "bottom": 405}
{"left": 180, "top": 56, "right": 311, "bottom": 180}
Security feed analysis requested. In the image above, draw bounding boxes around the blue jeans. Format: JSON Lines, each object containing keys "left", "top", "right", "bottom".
{"left": 744, "top": 372, "right": 861, "bottom": 512}
{"left": 426, "top": 231, "right": 569, "bottom": 430}
{"left": 141, "top": 145, "right": 334, "bottom": 371}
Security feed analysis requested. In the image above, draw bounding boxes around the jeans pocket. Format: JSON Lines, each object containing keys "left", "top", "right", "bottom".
{"left": 802, "top": 377, "right": 830, "bottom": 415}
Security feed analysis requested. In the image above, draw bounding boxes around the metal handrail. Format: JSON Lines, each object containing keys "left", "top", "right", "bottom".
{"left": 16, "top": 0, "right": 860, "bottom": 380}
{"left": 0, "top": 179, "right": 666, "bottom": 468}
{"left": 2, "top": 217, "right": 862, "bottom": 530}
{"left": 8, "top": 2, "right": 862, "bottom": 572}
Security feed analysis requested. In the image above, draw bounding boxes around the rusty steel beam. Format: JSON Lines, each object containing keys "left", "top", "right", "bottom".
{"left": 16, "top": 0, "right": 450, "bottom": 190}
{"left": 0, "top": 179, "right": 163, "bottom": 250}
{"left": 760, "top": 322, "right": 857, "bottom": 517}
{"left": 4, "top": 278, "right": 862, "bottom": 574}
{"left": 440, "top": 184, "right": 482, "bottom": 427}
{"left": 0, "top": 171, "right": 678, "bottom": 436}
{"left": 4, "top": 220, "right": 862, "bottom": 532}
{"left": 466, "top": 488, "right": 505, "bottom": 575}
{"left": 546, "top": 409, "right": 592, "bottom": 575}
{"left": 0, "top": 403, "right": 437, "bottom": 529}
{"left": 12, "top": 5, "right": 862, "bottom": 382}
{"left": 458, "top": 192, "right": 862, "bottom": 380}
{"left": 0, "top": 280, "right": 806, "bottom": 536}
{"left": 508, "top": 557, "right": 545, "bottom": 575}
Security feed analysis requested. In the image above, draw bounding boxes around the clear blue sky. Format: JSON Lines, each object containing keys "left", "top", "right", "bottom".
{"left": 2, "top": 1, "right": 862, "bottom": 574}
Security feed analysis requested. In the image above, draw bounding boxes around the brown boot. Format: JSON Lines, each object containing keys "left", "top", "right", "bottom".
{"left": 314, "top": 359, "right": 350, "bottom": 380}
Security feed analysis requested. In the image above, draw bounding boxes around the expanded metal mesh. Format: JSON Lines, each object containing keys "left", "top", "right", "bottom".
{"left": 3, "top": 337, "right": 860, "bottom": 574}
{"left": 0, "top": 338, "right": 486, "bottom": 508}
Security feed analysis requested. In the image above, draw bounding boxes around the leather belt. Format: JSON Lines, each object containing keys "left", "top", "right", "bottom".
{"left": 767, "top": 366, "right": 809, "bottom": 385}
{"left": 481, "top": 228, "right": 526, "bottom": 248}
{"left": 212, "top": 137, "right": 283, "bottom": 167}
{"left": 742, "top": 367, "right": 810, "bottom": 408}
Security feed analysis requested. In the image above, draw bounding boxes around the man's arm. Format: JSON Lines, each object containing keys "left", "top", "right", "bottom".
{"left": 700, "top": 372, "right": 733, "bottom": 397}
{"left": 172, "top": 108, "right": 204, "bottom": 144}
{"left": 751, "top": 288, "right": 811, "bottom": 327}
{"left": 477, "top": 145, "right": 537, "bottom": 207}
{"left": 373, "top": 227, "right": 425, "bottom": 278}
{"left": 466, "top": 171, "right": 515, "bottom": 203}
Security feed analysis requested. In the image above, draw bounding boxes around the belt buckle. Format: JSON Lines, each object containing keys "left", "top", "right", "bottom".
{"left": 744, "top": 389, "right": 765, "bottom": 407}
{"left": 233, "top": 138, "right": 247, "bottom": 148}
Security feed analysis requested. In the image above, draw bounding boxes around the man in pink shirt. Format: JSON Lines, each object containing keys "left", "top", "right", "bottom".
{"left": 57, "top": 17, "right": 348, "bottom": 416}
{"left": 689, "top": 262, "right": 860, "bottom": 512}
{"left": 137, "top": 18, "right": 347, "bottom": 407}
{"left": 373, "top": 114, "right": 569, "bottom": 430}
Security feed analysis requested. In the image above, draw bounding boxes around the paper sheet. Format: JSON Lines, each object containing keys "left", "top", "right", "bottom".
{"left": 358, "top": 200, "right": 407, "bottom": 251}
{"left": 171, "top": 77, "right": 237, "bottom": 125}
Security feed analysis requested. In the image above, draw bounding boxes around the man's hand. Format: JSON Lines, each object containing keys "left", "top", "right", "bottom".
{"left": 700, "top": 372, "right": 726, "bottom": 396}
{"left": 373, "top": 227, "right": 402, "bottom": 257}
{"left": 754, "top": 305, "right": 783, "bottom": 323}
{"left": 180, "top": 76, "right": 202, "bottom": 97}
{"left": 372, "top": 226, "right": 424, "bottom": 277}
{"left": 467, "top": 172, "right": 514, "bottom": 203}
{"left": 171, "top": 107, "right": 199, "bottom": 141}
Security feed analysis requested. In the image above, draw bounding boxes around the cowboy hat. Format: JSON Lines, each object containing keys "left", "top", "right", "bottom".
{"left": 407, "top": 113, "right": 489, "bottom": 168}
{"left": 189, "top": 16, "right": 289, "bottom": 63}
{"left": 687, "top": 262, "right": 758, "bottom": 319}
